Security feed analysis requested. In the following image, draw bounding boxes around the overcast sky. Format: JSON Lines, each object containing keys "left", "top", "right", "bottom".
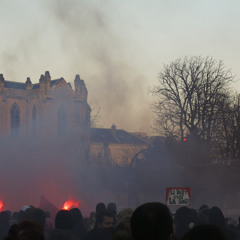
{"left": 1, "top": 0, "right": 240, "bottom": 135}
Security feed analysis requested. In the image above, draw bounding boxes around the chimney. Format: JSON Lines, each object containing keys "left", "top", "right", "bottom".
{"left": 111, "top": 124, "right": 117, "bottom": 138}
{"left": 45, "top": 71, "right": 51, "bottom": 91}
{"left": 74, "top": 74, "right": 81, "bottom": 95}
{"left": 0, "top": 74, "right": 5, "bottom": 89}
{"left": 39, "top": 74, "right": 45, "bottom": 96}
{"left": 39, "top": 74, "right": 45, "bottom": 84}
{"left": 74, "top": 74, "right": 88, "bottom": 102}
{"left": 45, "top": 71, "right": 51, "bottom": 81}
{"left": 68, "top": 82, "right": 72, "bottom": 89}
{"left": 25, "top": 77, "right": 32, "bottom": 90}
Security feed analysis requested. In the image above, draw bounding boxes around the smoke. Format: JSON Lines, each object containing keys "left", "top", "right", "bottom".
{"left": 44, "top": 0, "right": 153, "bottom": 132}
{"left": 0, "top": 87, "right": 238, "bottom": 216}
{"left": 0, "top": 0, "right": 153, "bottom": 134}
{"left": 1, "top": 0, "right": 240, "bottom": 220}
{"left": 0, "top": 130, "right": 114, "bottom": 216}
{"left": 0, "top": 83, "right": 136, "bottom": 216}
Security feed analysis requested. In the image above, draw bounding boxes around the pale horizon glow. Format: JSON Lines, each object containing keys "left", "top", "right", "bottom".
{"left": 1, "top": 0, "right": 240, "bottom": 135}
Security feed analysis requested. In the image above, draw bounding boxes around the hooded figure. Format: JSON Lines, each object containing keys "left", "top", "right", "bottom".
{"left": 48, "top": 210, "right": 79, "bottom": 240}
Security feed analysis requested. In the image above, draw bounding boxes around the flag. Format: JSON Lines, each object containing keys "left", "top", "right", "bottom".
{"left": 39, "top": 195, "right": 59, "bottom": 218}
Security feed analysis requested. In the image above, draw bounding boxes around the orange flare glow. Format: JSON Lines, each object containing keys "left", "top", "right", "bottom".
{"left": 0, "top": 201, "right": 3, "bottom": 211}
{"left": 62, "top": 200, "right": 79, "bottom": 210}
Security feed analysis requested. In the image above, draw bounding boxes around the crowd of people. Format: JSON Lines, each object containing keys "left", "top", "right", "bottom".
{"left": 0, "top": 201, "right": 239, "bottom": 240}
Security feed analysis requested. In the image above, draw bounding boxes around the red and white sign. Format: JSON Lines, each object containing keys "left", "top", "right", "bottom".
{"left": 166, "top": 187, "right": 191, "bottom": 206}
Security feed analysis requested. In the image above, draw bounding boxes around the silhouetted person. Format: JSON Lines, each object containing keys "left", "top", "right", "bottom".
{"left": 4, "top": 223, "right": 18, "bottom": 240}
{"left": 113, "top": 216, "right": 132, "bottom": 240}
{"left": 117, "top": 208, "right": 133, "bottom": 224}
{"left": 89, "top": 202, "right": 107, "bottom": 231}
{"left": 198, "top": 204, "right": 209, "bottom": 213}
{"left": 180, "top": 224, "right": 227, "bottom": 240}
{"left": 173, "top": 206, "right": 198, "bottom": 239}
{"left": 130, "top": 202, "right": 173, "bottom": 240}
{"left": 96, "top": 203, "right": 106, "bottom": 214}
{"left": 4, "top": 220, "right": 45, "bottom": 240}
{"left": 83, "top": 209, "right": 114, "bottom": 240}
{"left": 47, "top": 210, "right": 79, "bottom": 240}
{"left": 237, "top": 216, "right": 240, "bottom": 230}
{"left": 0, "top": 211, "right": 11, "bottom": 240}
{"left": 208, "top": 206, "right": 237, "bottom": 240}
{"left": 84, "top": 212, "right": 96, "bottom": 231}
{"left": 20, "top": 207, "right": 46, "bottom": 230}
{"left": 70, "top": 208, "right": 87, "bottom": 239}
{"left": 107, "top": 203, "right": 117, "bottom": 225}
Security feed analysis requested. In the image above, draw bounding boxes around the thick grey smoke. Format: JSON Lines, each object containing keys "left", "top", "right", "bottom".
{"left": 0, "top": 136, "right": 107, "bottom": 215}
{"left": 0, "top": 86, "right": 129, "bottom": 215}
{"left": 0, "top": 0, "right": 154, "bottom": 211}
{"left": 0, "top": 0, "right": 152, "bottom": 134}
{"left": 44, "top": 0, "right": 153, "bottom": 133}
{"left": 1, "top": 0, "right": 240, "bottom": 218}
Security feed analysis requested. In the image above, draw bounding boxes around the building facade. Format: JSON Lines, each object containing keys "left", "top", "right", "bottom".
{"left": 0, "top": 72, "right": 148, "bottom": 166}
{"left": 0, "top": 71, "right": 90, "bottom": 139}
{"left": 90, "top": 125, "right": 148, "bottom": 167}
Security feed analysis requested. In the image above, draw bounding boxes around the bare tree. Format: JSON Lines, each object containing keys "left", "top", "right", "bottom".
{"left": 216, "top": 93, "right": 240, "bottom": 161}
{"left": 151, "top": 56, "right": 234, "bottom": 145}
{"left": 90, "top": 106, "right": 101, "bottom": 127}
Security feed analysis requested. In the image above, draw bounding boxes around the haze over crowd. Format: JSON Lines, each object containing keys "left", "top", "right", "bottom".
{"left": 1, "top": 0, "right": 240, "bottom": 135}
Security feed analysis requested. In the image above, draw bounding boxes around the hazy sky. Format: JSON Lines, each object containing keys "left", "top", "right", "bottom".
{"left": 1, "top": 0, "right": 240, "bottom": 135}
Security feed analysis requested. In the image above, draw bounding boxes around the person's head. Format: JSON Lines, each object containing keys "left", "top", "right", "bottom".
{"left": 208, "top": 207, "right": 225, "bottom": 229}
{"left": 18, "top": 221, "right": 45, "bottom": 240}
{"left": 55, "top": 210, "right": 74, "bottom": 230}
{"left": 6, "top": 220, "right": 45, "bottom": 240}
{"left": 96, "top": 202, "right": 106, "bottom": 214}
{"left": 181, "top": 224, "right": 227, "bottom": 240}
{"left": 70, "top": 208, "right": 83, "bottom": 224}
{"left": 198, "top": 204, "right": 209, "bottom": 212}
{"left": 174, "top": 206, "right": 197, "bottom": 227}
{"left": 130, "top": 202, "right": 173, "bottom": 240}
{"left": 117, "top": 208, "right": 133, "bottom": 223}
{"left": 89, "top": 211, "right": 96, "bottom": 220}
{"left": 174, "top": 206, "right": 198, "bottom": 238}
{"left": 107, "top": 203, "right": 117, "bottom": 215}
{"left": 195, "top": 212, "right": 209, "bottom": 225}
{"left": 96, "top": 209, "right": 114, "bottom": 229}
{"left": 19, "top": 207, "right": 46, "bottom": 229}
{"left": 113, "top": 216, "right": 132, "bottom": 240}
{"left": 199, "top": 208, "right": 210, "bottom": 221}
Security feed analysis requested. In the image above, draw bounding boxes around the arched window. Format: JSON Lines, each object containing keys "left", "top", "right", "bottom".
{"left": 32, "top": 105, "right": 37, "bottom": 136}
{"left": 58, "top": 106, "right": 66, "bottom": 135}
{"left": 10, "top": 103, "right": 20, "bottom": 136}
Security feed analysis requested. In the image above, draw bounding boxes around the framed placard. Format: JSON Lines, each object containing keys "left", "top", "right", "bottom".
{"left": 166, "top": 187, "right": 191, "bottom": 206}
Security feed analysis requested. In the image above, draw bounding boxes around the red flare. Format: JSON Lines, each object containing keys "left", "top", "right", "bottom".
{"left": 0, "top": 201, "right": 3, "bottom": 211}
{"left": 62, "top": 200, "right": 79, "bottom": 210}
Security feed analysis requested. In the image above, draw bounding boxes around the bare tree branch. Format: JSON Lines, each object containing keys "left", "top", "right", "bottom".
{"left": 150, "top": 56, "right": 234, "bottom": 150}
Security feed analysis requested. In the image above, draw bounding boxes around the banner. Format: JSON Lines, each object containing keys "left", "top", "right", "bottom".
{"left": 166, "top": 187, "right": 191, "bottom": 206}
